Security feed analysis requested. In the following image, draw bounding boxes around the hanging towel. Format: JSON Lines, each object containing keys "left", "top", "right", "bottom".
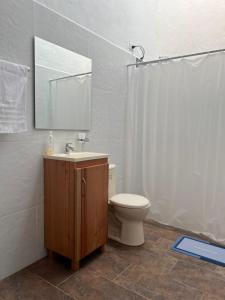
{"left": 0, "top": 59, "right": 29, "bottom": 133}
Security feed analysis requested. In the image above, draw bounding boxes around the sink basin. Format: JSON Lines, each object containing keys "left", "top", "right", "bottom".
{"left": 44, "top": 152, "right": 109, "bottom": 162}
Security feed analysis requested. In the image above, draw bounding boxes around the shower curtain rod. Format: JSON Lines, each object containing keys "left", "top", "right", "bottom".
{"left": 49, "top": 71, "right": 92, "bottom": 82}
{"left": 127, "top": 47, "right": 225, "bottom": 67}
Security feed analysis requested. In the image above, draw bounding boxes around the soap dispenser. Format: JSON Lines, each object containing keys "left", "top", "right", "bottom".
{"left": 46, "top": 131, "right": 54, "bottom": 155}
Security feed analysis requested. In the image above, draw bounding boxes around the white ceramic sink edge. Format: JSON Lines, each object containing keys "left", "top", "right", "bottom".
{"left": 44, "top": 152, "right": 109, "bottom": 162}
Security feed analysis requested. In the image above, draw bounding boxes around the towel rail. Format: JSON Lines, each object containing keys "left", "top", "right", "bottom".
{"left": 0, "top": 58, "right": 30, "bottom": 72}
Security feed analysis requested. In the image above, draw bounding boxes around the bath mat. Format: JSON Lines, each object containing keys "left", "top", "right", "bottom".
{"left": 171, "top": 236, "right": 225, "bottom": 267}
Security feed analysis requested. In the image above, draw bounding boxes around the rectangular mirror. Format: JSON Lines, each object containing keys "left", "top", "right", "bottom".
{"left": 34, "top": 37, "right": 92, "bottom": 130}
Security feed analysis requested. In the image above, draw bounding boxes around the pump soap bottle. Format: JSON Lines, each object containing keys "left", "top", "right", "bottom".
{"left": 46, "top": 131, "right": 54, "bottom": 155}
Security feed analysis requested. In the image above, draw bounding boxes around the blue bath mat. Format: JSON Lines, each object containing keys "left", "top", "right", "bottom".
{"left": 171, "top": 236, "right": 225, "bottom": 267}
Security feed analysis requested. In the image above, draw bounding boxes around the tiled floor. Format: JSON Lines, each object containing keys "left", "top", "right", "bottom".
{"left": 1, "top": 221, "right": 225, "bottom": 299}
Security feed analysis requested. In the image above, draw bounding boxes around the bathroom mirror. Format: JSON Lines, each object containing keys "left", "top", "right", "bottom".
{"left": 34, "top": 37, "right": 92, "bottom": 130}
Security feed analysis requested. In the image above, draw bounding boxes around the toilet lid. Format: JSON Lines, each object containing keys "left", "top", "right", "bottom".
{"left": 110, "top": 193, "right": 150, "bottom": 209}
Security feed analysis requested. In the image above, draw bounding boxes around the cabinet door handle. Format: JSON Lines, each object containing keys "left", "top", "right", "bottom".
{"left": 82, "top": 177, "right": 87, "bottom": 186}
{"left": 81, "top": 177, "right": 87, "bottom": 197}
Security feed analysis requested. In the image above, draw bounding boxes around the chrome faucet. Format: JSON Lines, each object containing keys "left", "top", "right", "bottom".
{"left": 65, "top": 143, "right": 75, "bottom": 153}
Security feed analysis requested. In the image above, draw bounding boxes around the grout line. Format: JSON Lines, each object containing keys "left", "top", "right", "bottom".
{"left": 68, "top": 262, "right": 148, "bottom": 299}
{"left": 111, "top": 279, "right": 150, "bottom": 300}
{"left": 80, "top": 266, "right": 119, "bottom": 282}
{"left": 27, "top": 270, "right": 78, "bottom": 300}
{"left": 112, "top": 263, "right": 132, "bottom": 282}
{"left": 57, "top": 272, "right": 76, "bottom": 287}
{"left": 32, "top": 263, "right": 147, "bottom": 299}
{"left": 173, "top": 278, "right": 203, "bottom": 293}
{"left": 167, "top": 259, "right": 178, "bottom": 274}
{"left": 0, "top": 203, "right": 43, "bottom": 220}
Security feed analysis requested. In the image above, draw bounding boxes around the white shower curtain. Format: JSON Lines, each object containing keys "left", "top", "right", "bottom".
{"left": 49, "top": 74, "right": 91, "bottom": 129}
{"left": 126, "top": 52, "right": 225, "bottom": 243}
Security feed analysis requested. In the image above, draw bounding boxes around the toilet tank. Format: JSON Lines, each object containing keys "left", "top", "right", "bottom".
{"left": 108, "top": 164, "right": 116, "bottom": 199}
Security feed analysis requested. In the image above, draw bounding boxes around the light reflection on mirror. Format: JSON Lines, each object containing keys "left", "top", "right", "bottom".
{"left": 34, "top": 37, "right": 92, "bottom": 130}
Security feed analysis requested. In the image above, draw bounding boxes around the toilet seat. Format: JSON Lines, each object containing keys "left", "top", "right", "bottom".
{"left": 110, "top": 193, "right": 150, "bottom": 209}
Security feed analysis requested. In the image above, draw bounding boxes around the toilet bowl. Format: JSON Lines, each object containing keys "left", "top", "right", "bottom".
{"left": 108, "top": 165, "right": 151, "bottom": 246}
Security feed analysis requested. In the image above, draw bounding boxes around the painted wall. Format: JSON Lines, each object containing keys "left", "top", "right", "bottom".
{"left": 37, "top": 0, "right": 225, "bottom": 60}
{"left": 35, "top": 36, "right": 92, "bottom": 75}
{"left": 0, "top": 0, "right": 133, "bottom": 279}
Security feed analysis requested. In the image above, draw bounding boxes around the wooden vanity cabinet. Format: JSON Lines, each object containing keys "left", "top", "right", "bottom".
{"left": 44, "top": 158, "right": 108, "bottom": 271}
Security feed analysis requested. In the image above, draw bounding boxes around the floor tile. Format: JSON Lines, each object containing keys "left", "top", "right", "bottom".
{"left": 175, "top": 254, "right": 217, "bottom": 271}
{"left": 144, "top": 223, "right": 181, "bottom": 241}
{"left": 114, "top": 264, "right": 158, "bottom": 299}
{"left": 2, "top": 221, "right": 225, "bottom": 300}
{"left": 59, "top": 268, "right": 145, "bottom": 300}
{"left": 214, "top": 265, "right": 225, "bottom": 277}
{"left": 143, "top": 224, "right": 161, "bottom": 242}
{"left": 115, "top": 264, "right": 203, "bottom": 300}
{"left": 201, "top": 294, "right": 225, "bottom": 300}
{"left": 138, "top": 251, "right": 177, "bottom": 274}
{"left": 114, "top": 264, "right": 146, "bottom": 289}
{"left": 81, "top": 248, "right": 130, "bottom": 280}
{"left": 106, "top": 239, "right": 161, "bottom": 266}
{"left": 0, "top": 269, "right": 74, "bottom": 300}
{"left": 27, "top": 256, "right": 74, "bottom": 285}
{"left": 172, "top": 260, "right": 225, "bottom": 297}
{"left": 140, "top": 274, "right": 203, "bottom": 300}
{"left": 143, "top": 237, "right": 173, "bottom": 253}
{"left": 145, "top": 221, "right": 212, "bottom": 243}
{"left": 144, "top": 237, "right": 216, "bottom": 271}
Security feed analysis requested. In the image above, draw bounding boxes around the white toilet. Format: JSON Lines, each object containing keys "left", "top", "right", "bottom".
{"left": 108, "top": 164, "right": 151, "bottom": 246}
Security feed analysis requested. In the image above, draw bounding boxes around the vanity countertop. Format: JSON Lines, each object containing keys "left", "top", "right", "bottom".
{"left": 44, "top": 152, "right": 109, "bottom": 162}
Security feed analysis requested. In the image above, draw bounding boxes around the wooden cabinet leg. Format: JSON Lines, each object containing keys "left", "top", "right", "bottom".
{"left": 71, "top": 260, "right": 79, "bottom": 271}
{"left": 100, "top": 245, "right": 105, "bottom": 253}
{"left": 48, "top": 250, "right": 54, "bottom": 259}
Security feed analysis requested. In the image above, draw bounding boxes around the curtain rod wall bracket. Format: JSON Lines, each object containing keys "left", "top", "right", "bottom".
{"left": 129, "top": 44, "right": 145, "bottom": 65}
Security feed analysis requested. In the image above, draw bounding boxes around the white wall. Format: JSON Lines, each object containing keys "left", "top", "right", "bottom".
{"left": 0, "top": 0, "right": 133, "bottom": 280}
{"left": 37, "top": 0, "right": 225, "bottom": 60}
{"left": 35, "top": 36, "right": 92, "bottom": 75}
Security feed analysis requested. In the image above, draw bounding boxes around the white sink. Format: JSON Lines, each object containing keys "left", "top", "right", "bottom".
{"left": 44, "top": 152, "right": 109, "bottom": 162}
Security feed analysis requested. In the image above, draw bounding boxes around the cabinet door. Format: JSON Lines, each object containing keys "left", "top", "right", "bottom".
{"left": 80, "top": 163, "right": 108, "bottom": 257}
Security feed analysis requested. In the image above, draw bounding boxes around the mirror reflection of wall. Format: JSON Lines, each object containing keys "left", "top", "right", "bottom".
{"left": 34, "top": 37, "right": 92, "bottom": 130}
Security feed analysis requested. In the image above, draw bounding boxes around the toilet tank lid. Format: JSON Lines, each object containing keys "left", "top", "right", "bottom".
{"left": 110, "top": 193, "right": 150, "bottom": 209}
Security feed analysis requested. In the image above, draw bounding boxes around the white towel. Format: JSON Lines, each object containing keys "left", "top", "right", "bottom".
{"left": 0, "top": 59, "right": 29, "bottom": 133}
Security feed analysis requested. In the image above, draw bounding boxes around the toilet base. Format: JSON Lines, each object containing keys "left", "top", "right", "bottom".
{"left": 121, "top": 221, "right": 145, "bottom": 246}
{"left": 109, "top": 221, "right": 145, "bottom": 246}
